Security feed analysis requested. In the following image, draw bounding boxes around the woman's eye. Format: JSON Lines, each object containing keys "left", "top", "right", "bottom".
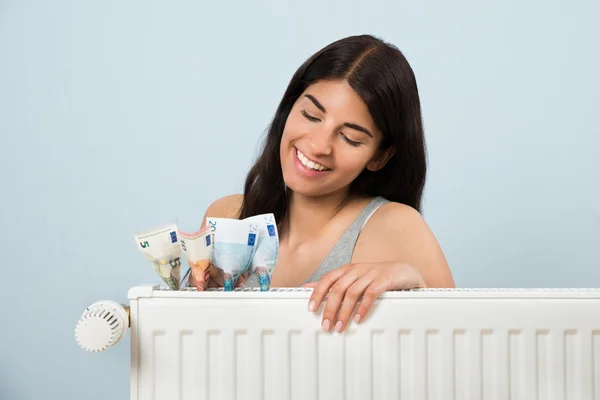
{"left": 301, "top": 109, "right": 320, "bottom": 122}
{"left": 300, "top": 109, "right": 362, "bottom": 147}
{"left": 342, "top": 134, "right": 361, "bottom": 147}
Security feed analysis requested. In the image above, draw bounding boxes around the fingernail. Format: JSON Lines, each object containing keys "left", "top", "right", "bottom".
{"left": 308, "top": 300, "right": 315, "bottom": 312}
{"left": 353, "top": 314, "right": 361, "bottom": 324}
{"left": 335, "top": 321, "right": 343, "bottom": 333}
{"left": 322, "top": 319, "right": 330, "bottom": 332}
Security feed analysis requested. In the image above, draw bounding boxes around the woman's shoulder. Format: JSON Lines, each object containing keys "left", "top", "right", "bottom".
{"left": 357, "top": 199, "right": 428, "bottom": 248}
{"left": 372, "top": 199, "right": 422, "bottom": 224}
{"left": 353, "top": 199, "right": 454, "bottom": 287}
{"left": 201, "top": 194, "right": 244, "bottom": 223}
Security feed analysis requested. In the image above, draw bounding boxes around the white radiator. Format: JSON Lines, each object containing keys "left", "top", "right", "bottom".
{"left": 77, "top": 285, "right": 600, "bottom": 399}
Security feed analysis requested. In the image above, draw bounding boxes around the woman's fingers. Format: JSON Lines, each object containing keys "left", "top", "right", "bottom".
{"left": 308, "top": 268, "right": 347, "bottom": 314}
{"left": 306, "top": 263, "right": 396, "bottom": 332}
{"left": 353, "top": 278, "right": 390, "bottom": 324}
{"left": 207, "top": 264, "right": 224, "bottom": 287}
{"left": 202, "top": 266, "right": 250, "bottom": 290}
{"left": 235, "top": 272, "right": 248, "bottom": 288}
{"left": 205, "top": 276, "right": 220, "bottom": 288}
{"left": 333, "top": 276, "right": 374, "bottom": 332}
{"left": 307, "top": 262, "right": 425, "bottom": 333}
{"left": 320, "top": 272, "right": 359, "bottom": 332}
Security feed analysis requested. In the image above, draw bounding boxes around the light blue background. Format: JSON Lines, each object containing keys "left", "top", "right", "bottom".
{"left": 1, "top": 0, "right": 598, "bottom": 398}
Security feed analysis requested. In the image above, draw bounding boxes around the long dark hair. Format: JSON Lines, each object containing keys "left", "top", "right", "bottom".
{"left": 240, "top": 34, "right": 427, "bottom": 222}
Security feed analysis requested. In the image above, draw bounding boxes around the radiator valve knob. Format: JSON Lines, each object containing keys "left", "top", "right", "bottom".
{"left": 75, "top": 300, "right": 129, "bottom": 352}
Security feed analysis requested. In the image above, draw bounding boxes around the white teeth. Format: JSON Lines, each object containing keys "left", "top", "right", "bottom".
{"left": 296, "top": 149, "right": 328, "bottom": 171}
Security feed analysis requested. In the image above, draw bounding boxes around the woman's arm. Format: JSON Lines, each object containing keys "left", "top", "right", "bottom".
{"left": 352, "top": 202, "right": 455, "bottom": 288}
{"left": 307, "top": 202, "right": 455, "bottom": 333}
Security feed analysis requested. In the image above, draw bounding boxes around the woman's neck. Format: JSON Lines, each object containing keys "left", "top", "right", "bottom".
{"left": 281, "top": 189, "right": 351, "bottom": 247}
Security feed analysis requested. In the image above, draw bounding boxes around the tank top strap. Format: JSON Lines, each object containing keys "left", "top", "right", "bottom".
{"left": 302, "top": 196, "right": 390, "bottom": 284}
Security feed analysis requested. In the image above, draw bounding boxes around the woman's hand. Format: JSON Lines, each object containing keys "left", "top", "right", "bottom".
{"left": 188, "top": 262, "right": 248, "bottom": 290}
{"left": 304, "top": 262, "right": 426, "bottom": 333}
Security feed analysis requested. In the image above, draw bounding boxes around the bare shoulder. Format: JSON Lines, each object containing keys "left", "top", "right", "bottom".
{"left": 352, "top": 201, "right": 455, "bottom": 288}
{"left": 356, "top": 202, "right": 431, "bottom": 251}
{"left": 367, "top": 201, "right": 424, "bottom": 231}
{"left": 201, "top": 194, "right": 243, "bottom": 226}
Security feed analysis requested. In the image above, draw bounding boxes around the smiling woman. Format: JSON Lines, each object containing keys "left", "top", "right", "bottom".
{"left": 191, "top": 34, "right": 455, "bottom": 332}
{"left": 280, "top": 79, "right": 392, "bottom": 199}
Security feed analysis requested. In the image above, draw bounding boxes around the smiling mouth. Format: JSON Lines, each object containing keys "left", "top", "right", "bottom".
{"left": 295, "top": 148, "right": 331, "bottom": 171}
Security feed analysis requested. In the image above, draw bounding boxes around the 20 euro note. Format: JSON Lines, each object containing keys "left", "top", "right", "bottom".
{"left": 244, "top": 213, "right": 279, "bottom": 291}
{"left": 133, "top": 222, "right": 182, "bottom": 290}
{"left": 178, "top": 226, "right": 213, "bottom": 291}
{"left": 206, "top": 217, "right": 259, "bottom": 291}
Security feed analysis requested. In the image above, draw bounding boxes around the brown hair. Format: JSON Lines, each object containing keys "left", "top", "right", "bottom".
{"left": 240, "top": 34, "right": 427, "bottom": 221}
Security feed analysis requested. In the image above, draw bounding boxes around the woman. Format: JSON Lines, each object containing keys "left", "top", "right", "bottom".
{"left": 190, "top": 34, "right": 455, "bottom": 333}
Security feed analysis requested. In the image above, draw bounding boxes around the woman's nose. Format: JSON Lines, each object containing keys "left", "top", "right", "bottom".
{"left": 305, "top": 129, "right": 333, "bottom": 155}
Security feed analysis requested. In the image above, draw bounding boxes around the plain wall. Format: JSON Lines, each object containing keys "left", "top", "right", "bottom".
{"left": 1, "top": 0, "right": 598, "bottom": 398}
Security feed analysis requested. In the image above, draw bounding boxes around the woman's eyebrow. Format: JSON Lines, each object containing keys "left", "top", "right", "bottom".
{"left": 305, "top": 94, "right": 326, "bottom": 113}
{"left": 304, "top": 94, "right": 373, "bottom": 138}
{"left": 344, "top": 122, "right": 373, "bottom": 138}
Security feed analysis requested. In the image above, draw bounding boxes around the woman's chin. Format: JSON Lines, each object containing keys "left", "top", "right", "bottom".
{"left": 283, "top": 179, "right": 349, "bottom": 199}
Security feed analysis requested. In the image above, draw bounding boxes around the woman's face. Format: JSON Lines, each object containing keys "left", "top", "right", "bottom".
{"left": 280, "top": 79, "right": 392, "bottom": 198}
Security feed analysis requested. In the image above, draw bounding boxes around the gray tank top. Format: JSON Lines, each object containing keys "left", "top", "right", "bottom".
{"left": 244, "top": 196, "right": 390, "bottom": 288}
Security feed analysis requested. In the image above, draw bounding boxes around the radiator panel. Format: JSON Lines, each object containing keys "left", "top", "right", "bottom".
{"left": 129, "top": 287, "right": 600, "bottom": 400}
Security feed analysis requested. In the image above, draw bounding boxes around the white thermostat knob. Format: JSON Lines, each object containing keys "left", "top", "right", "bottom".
{"left": 75, "top": 300, "right": 129, "bottom": 352}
